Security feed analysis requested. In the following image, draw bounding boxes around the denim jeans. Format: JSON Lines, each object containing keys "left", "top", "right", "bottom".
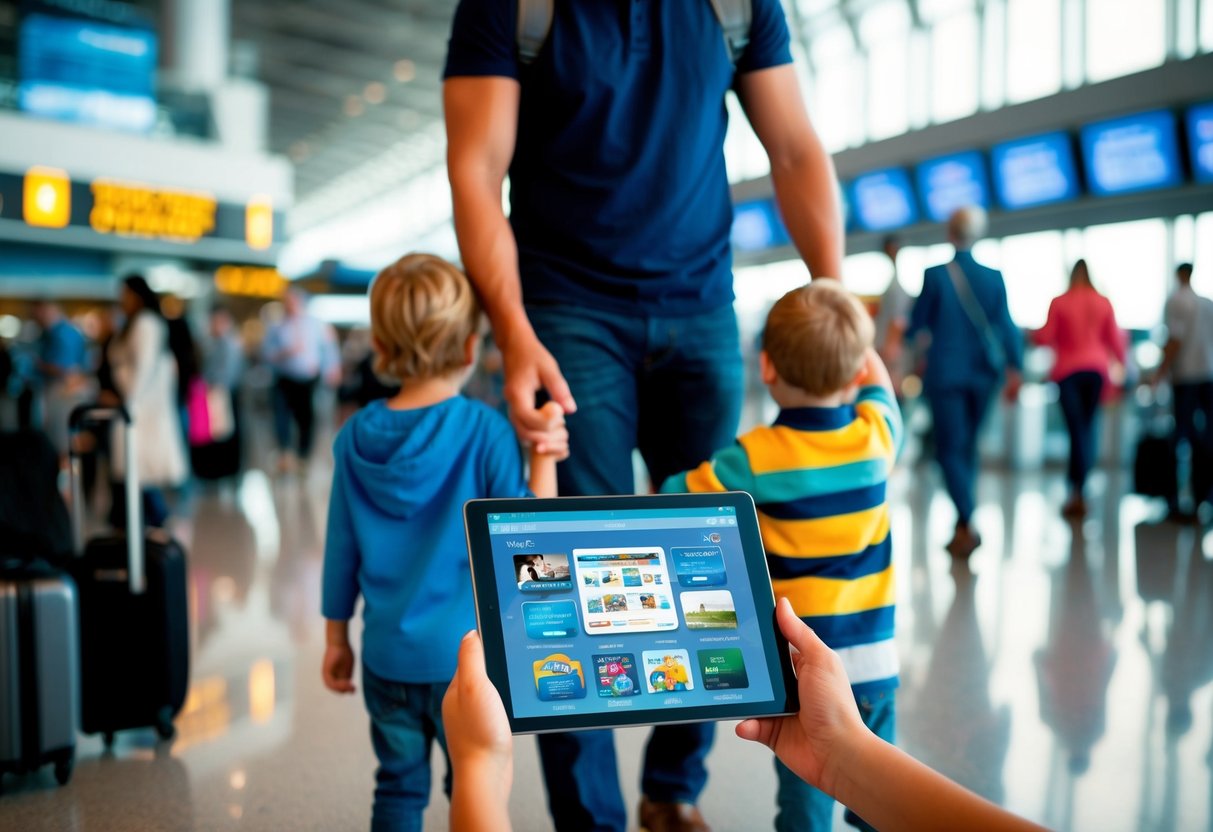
{"left": 528, "top": 301, "right": 744, "bottom": 831}
{"left": 926, "top": 384, "right": 997, "bottom": 526}
{"left": 362, "top": 666, "right": 451, "bottom": 832}
{"left": 1057, "top": 371, "right": 1103, "bottom": 493}
{"left": 775, "top": 690, "right": 896, "bottom": 832}
{"left": 1174, "top": 380, "right": 1213, "bottom": 507}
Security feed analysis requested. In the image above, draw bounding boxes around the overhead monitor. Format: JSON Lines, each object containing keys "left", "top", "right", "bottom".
{"left": 915, "top": 150, "right": 991, "bottom": 223}
{"left": 18, "top": 11, "right": 158, "bottom": 134}
{"left": 849, "top": 168, "right": 919, "bottom": 232}
{"left": 990, "top": 131, "right": 1082, "bottom": 210}
{"left": 1080, "top": 110, "right": 1183, "bottom": 196}
{"left": 731, "top": 199, "right": 790, "bottom": 253}
{"left": 1186, "top": 101, "right": 1213, "bottom": 184}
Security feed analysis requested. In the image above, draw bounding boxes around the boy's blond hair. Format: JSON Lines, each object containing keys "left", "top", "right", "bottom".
{"left": 369, "top": 253, "right": 481, "bottom": 380}
{"left": 763, "top": 280, "right": 873, "bottom": 397}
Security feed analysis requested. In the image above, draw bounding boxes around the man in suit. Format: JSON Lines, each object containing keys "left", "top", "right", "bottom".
{"left": 907, "top": 208, "right": 1023, "bottom": 558}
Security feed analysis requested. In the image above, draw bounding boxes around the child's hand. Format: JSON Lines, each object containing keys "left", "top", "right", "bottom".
{"left": 322, "top": 643, "right": 357, "bottom": 694}
{"left": 532, "top": 401, "right": 570, "bottom": 461}
{"left": 735, "top": 598, "right": 868, "bottom": 793}
{"left": 443, "top": 631, "right": 513, "bottom": 774}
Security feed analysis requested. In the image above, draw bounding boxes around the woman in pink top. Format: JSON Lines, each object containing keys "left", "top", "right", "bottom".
{"left": 1034, "top": 260, "right": 1127, "bottom": 517}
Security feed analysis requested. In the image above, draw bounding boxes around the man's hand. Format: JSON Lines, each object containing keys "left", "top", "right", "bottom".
{"left": 502, "top": 329, "right": 577, "bottom": 446}
{"left": 322, "top": 643, "right": 356, "bottom": 694}
{"left": 1003, "top": 370, "right": 1023, "bottom": 402}
{"left": 736, "top": 598, "right": 868, "bottom": 795}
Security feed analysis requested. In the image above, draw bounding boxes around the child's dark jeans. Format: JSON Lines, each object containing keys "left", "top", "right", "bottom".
{"left": 362, "top": 665, "right": 452, "bottom": 832}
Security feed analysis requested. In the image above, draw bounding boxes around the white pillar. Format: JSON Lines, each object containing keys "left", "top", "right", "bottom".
{"left": 163, "top": 0, "right": 230, "bottom": 93}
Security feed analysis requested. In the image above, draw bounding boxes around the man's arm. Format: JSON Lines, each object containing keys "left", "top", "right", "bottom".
{"left": 735, "top": 65, "right": 844, "bottom": 280}
{"left": 444, "top": 77, "right": 576, "bottom": 443}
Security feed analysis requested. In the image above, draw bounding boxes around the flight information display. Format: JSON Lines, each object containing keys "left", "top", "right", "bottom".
{"left": 849, "top": 168, "right": 919, "bottom": 232}
{"left": 991, "top": 131, "right": 1081, "bottom": 210}
{"left": 731, "top": 199, "right": 790, "bottom": 253}
{"left": 1186, "top": 102, "right": 1213, "bottom": 184}
{"left": 1080, "top": 110, "right": 1183, "bottom": 196}
{"left": 915, "top": 150, "right": 991, "bottom": 223}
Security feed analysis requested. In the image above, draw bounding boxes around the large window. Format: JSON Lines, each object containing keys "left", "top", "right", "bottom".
{"left": 1082, "top": 219, "right": 1169, "bottom": 330}
{"left": 861, "top": 1, "right": 912, "bottom": 140}
{"left": 1006, "top": 0, "right": 1062, "bottom": 103}
{"left": 1000, "top": 231, "right": 1068, "bottom": 328}
{"left": 930, "top": 11, "right": 981, "bottom": 122}
{"left": 1085, "top": 0, "right": 1167, "bottom": 82}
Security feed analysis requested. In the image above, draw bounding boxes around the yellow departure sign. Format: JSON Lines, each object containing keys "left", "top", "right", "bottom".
{"left": 23, "top": 166, "right": 71, "bottom": 228}
{"left": 214, "top": 265, "right": 288, "bottom": 299}
{"left": 89, "top": 179, "right": 217, "bottom": 242}
{"left": 245, "top": 195, "right": 274, "bottom": 250}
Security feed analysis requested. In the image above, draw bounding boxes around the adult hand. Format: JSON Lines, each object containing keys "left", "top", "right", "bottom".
{"left": 443, "top": 631, "right": 514, "bottom": 777}
{"left": 736, "top": 598, "right": 868, "bottom": 795}
{"left": 501, "top": 329, "right": 577, "bottom": 446}
{"left": 1003, "top": 370, "right": 1023, "bottom": 402}
{"left": 321, "top": 643, "right": 356, "bottom": 694}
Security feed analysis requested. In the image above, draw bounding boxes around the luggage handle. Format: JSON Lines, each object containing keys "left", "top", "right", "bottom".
{"left": 67, "top": 404, "right": 146, "bottom": 596}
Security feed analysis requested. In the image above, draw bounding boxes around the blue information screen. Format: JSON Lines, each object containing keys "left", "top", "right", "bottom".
{"left": 18, "top": 12, "right": 158, "bottom": 133}
{"left": 1080, "top": 110, "right": 1183, "bottom": 196}
{"left": 915, "top": 150, "right": 991, "bottom": 223}
{"left": 731, "top": 199, "right": 790, "bottom": 253}
{"left": 1187, "top": 102, "right": 1213, "bottom": 184}
{"left": 849, "top": 168, "right": 919, "bottom": 232}
{"left": 991, "top": 131, "right": 1081, "bottom": 210}
{"left": 486, "top": 506, "right": 776, "bottom": 719}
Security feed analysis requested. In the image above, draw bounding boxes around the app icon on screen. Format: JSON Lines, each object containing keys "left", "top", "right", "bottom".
{"left": 697, "top": 648, "right": 750, "bottom": 690}
{"left": 680, "top": 590, "right": 738, "bottom": 630}
{"left": 533, "top": 654, "right": 586, "bottom": 701}
{"left": 643, "top": 650, "right": 694, "bottom": 693}
{"left": 594, "top": 654, "right": 641, "bottom": 698}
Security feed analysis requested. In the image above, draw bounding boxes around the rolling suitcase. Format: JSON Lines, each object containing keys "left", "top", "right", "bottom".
{"left": 0, "top": 560, "right": 79, "bottom": 789}
{"left": 68, "top": 404, "right": 189, "bottom": 746}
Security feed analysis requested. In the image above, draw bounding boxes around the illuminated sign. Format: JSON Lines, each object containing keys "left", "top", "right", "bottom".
{"left": 915, "top": 151, "right": 991, "bottom": 223}
{"left": 1081, "top": 110, "right": 1183, "bottom": 196}
{"left": 88, "top": 180, "right": 216, "bottom": 241}
{"left": 214, "top": 265, "right": 288, "bottom": 298}
{"left": 245, "top": 195, "right": 274, "bottom": 250}
{"left": 23, "top": 166, "right": 71, "bottom": 228}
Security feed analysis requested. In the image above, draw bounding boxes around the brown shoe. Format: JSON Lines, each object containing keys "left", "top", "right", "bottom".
{"left": 945, "top": 525, "right": 982, "bottom": 558}
{"left": 639, "top": 797, "right": 711, "bottom": 832}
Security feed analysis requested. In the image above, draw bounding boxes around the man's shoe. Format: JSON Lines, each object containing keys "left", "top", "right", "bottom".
{"left": 639, "top": 797, "right": 711, "bottom": 832}
{"left": 945, "top": 525, "right": 982, "bottom": 558}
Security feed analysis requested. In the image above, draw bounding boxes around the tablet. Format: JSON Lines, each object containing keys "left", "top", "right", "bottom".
{"left": 463, "top": 492, "right": 799, "bottom": 734}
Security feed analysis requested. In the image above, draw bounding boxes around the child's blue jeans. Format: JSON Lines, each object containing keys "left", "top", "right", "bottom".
{"left": 775, "top": 689, "right": 896, "bottom": 832}
{"left": 362, "top": 665, "right": 452, "bottom": 832}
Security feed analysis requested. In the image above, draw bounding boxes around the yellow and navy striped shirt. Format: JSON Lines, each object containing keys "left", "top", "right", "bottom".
{"left": 662, "top": 386, "right": 903, "bottom": 694}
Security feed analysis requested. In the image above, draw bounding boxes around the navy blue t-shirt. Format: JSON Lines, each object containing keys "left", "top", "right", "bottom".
{"left": 444, "top": 0, "right": 792, "bottom": 315}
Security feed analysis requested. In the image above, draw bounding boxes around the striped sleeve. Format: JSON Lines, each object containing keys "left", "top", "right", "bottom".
{"left": 660, "top": 442, "right": 755, "bottom": 495}
{"left": 855, "top": 385, "right": 904, "bottom": 459}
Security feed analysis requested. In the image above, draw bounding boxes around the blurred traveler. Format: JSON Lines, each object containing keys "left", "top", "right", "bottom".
{"left": 320, "top": 253, "right": 567, "bottom": 832}
{"left": 191, "top": 306, "right": 245, "bottom": 482}
{"left": 1033, "top": 260, "right": 1126, "bottom": 518}
{"left": 106, "top": 275, "right": 187, "bottom": 528}
{"left": 445, "top": 2, "right": 843, "bottom": 827}
{"left": 1155, "top": 263, "right": 1213, "bottom": 517}
{"left": 31, "top": 299, "right": 92, "bottom": 462}
{"left": 262, "top": 287, "right": 327, "bottom": 472}
{"left": 907, "top": 207, "right": 1023, "bottom": 558}
{"left": 872, "top": 235, "right": 913, "bottom": 398}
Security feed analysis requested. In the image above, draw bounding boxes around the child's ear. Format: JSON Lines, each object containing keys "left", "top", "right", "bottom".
{"left": 464, "top": 332, "right": 480, "bottom": 367}
{"left": 759, "top": 350, "right": 779, "bottom": 386}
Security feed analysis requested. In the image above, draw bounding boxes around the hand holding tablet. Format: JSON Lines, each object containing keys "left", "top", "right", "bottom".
{"left": 462, "top": 493, "right": 799, "bottom": 734}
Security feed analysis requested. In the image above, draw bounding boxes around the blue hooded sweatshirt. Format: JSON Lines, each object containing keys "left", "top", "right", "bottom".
{"left": 321, "top": 396, "right": 529, "bottom": 683}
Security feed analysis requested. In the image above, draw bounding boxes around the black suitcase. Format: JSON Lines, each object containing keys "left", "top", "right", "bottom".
{"left": 1133, "top": 432, "right": 1177, "bottom": 501}
{"left": 0, "top": 560, "right": 79, "bottom": 789}
{"left": 68, "top": 405, "right": 190, "bottom": 745}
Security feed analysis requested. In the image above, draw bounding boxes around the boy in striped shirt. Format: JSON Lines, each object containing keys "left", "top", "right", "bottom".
{"left": 662, "top": 280, "right": 902, "bottom": 832}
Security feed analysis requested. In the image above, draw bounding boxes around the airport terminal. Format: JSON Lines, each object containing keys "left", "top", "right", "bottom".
{"left": 1, "top": 0, "right": 1212, "bottom": 830}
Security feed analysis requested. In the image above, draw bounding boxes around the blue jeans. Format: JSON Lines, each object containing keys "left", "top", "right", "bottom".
{"left": 1174, "top": 381, "right": 1213, "bottom": 508}
{"left": 528, "top": 301, "right": 744, "bottom": 831}
{"left": 1057, "top": 371, "right": 1103, "bottom": 493}
{"left": 927, "top": 384, "right": 997, "bottom": 526}
{"left": 775, "top": 690, "right": 896, "bottom": 832}
{"left": 362, "top": 666, "right": 451, "bottom": 832}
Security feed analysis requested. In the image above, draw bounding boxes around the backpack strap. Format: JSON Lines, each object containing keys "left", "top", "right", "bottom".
{"left": 517, "top": 0, "right": 554, "bottom": 66}
{"left": 516, "top": 0, "right": 752, "bottom": 67}
{"left": 707, "top": 0, "right": 752, "bottom": 65}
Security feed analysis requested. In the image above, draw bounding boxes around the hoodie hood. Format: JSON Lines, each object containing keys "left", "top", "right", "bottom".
{"left": 339, "top": 398, "right": 466, "bottom": 519}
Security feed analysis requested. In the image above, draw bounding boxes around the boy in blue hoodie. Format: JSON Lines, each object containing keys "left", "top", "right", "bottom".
{"left": 321, "top": 253, "right": 568, "bottom": 832}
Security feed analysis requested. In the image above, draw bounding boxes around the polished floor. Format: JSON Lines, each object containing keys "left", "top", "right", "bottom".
{"left": 1, "top": 414, "right": 1211, "bottom": 831}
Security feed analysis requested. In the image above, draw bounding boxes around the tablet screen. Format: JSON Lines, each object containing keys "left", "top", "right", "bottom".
{"left": 465, "top": 494, "right": 797, "bottom": 732}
